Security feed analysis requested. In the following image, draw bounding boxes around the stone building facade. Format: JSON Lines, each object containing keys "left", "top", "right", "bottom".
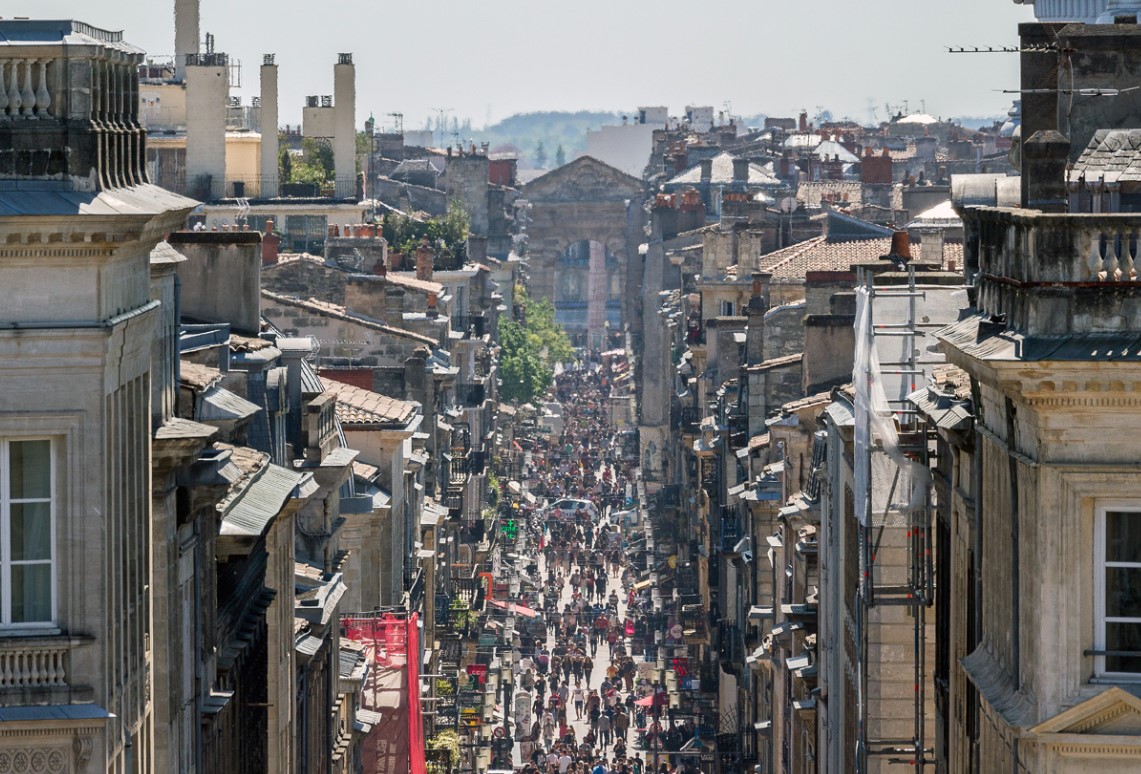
{"left": 0, "top": 19, "right": 196, "bottom": 772}
{"left": 520, "top": 156, "right": 646, "bottom": 346}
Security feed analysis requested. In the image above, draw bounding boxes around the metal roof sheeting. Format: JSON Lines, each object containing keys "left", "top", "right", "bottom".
{"left": 198, "top": 386, "right": 261, "bottom": 422}
{"left": 220, "top": 464, "right": 307, "bottom": 537}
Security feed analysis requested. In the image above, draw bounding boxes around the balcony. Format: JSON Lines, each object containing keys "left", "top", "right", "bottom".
{"left": 457, "top": 383, "right": 486, "bottom": 407}
{"left": 719, "top": 506, "right": 743, "bottom": 554}
{"left": 451, "top": 315, "right": 488, "bottom": 338}
{"left": 718, "top": 621, "right": 745, "bottom": 669}
{"left": 448, "top": 452, "right": 471, "bottom": 486}
{"left": 0, "top": 635, "right": 93, "bottom": 702}
{"left": 966, "top": 208, "right": 1141, "bottom": 336}
{"left": 678, "top": 407, "right": 701, "bottom": 434}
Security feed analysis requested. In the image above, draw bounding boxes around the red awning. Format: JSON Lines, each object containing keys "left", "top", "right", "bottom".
{"left": 487, "top": 599, "right": 541, "bottom": 619}
{"left": 634, "top": 696, "right": 655, "bottom": 707}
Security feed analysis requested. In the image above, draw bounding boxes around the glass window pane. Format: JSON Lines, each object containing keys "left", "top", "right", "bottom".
{"left": 1106, "top": 621, "right": 1141, "bottom": 673}
{"left": 10, "top": 502, "right": 51, "bottom": 562}
{"left": 11, "top": 564, "right": 51, "bottom": 623}
{"left": 9, "top": 441, "right": 50, "bottom": 500}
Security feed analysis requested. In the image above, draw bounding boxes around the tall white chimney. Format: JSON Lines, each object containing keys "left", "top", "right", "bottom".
{"left": 333, "top": 53, "right": 356, "bottom": 199}
{"left": 260, "top": 54, "right": 279, "bottom": 198}
{"left": 185, "top": 56, "right": 228, "bottom": 200}
{"left": 174, "top": 0, "right": 200, "bottom": 82}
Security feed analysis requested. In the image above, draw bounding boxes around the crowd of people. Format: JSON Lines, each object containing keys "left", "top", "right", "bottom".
{"left": 501, "top": 354, "right": 696, "bottom": 774}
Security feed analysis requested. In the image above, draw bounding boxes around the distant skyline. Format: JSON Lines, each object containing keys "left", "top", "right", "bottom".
{"left": 22, "top": 0, "right": 1034, "bottom": 130}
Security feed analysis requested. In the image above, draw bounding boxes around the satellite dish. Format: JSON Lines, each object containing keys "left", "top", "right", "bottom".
{"left": 778, "top": 197, "right": 797, "bottom": 214}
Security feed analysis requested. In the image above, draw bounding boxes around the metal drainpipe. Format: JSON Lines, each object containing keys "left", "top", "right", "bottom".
{"left": 1005, "top": 397, "right": 1020, "bottom": 684}
{"left": 971, "top": 379, "right": 984, "bottom": 774}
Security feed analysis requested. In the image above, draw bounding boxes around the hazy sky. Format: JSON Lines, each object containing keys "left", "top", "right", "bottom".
{"left": 21, "top": 0, "right": 1034, "bottom": 129}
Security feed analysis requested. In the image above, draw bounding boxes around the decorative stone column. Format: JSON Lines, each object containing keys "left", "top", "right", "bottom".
{"left": 35, "top": 59, "right": 51, "bottom": 118}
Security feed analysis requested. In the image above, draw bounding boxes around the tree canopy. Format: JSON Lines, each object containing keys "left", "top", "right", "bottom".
{"left": 498, "top": 288, "right": 573, "bottom": 404}
{"left": 380, "top": 201, "right": 470, "bottom": 270}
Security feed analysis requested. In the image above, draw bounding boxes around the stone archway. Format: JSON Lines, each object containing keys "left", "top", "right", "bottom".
{"left": 551, "top": 239, "right": 625, "bottom": 348}
{"left": 521, "top": 156, "right": 646, "bottom": 348}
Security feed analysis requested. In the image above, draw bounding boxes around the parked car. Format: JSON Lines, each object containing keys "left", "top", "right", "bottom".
{"left": 545, "top": 498, "right": 599, "bottom": 522}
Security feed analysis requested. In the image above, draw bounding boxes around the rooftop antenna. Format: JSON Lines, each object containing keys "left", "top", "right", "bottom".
{"left": 429, "top": 107, "right": 453, "bottom": 149}
{"left": 387, "top": 112, "right": 404, "bottom": 134}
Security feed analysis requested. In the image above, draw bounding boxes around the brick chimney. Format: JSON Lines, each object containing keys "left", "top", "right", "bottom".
{"left": 415, "top": 236, "right": 434, "bottom": 281}
{"left": 887, "top": 230, "right": 912, "bottom": 262}
{"left": 427, "top": 291, "right": 439, "bottom": 319}
{"left": 799, "top": 111, "right": 808, "bottom": 133}
{"left": 261, "top": 219, "right": 280, "bottom": 265}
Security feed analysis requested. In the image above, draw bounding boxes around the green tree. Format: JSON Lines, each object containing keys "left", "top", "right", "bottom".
{"left": 279, "top": 145, "right": 292, "bottom": 183}
{"left": 555, "top": 144, "right": 566, "bottom": 167}
{"left": 497, "top": 287, "right": 573, "bottom": 403}
{"left": 379, "top": 200, "right": 470, "bottom": 269}
{"left": 535, "top": 140, "right": 548, "bottom": 168}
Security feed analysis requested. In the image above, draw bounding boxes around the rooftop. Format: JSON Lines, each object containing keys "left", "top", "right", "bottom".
{"left": 321, "top": 378, "right": 418, "bottom": 427}
{"left": 757, "top": 235, "right": 963, "bottom": 280}
{"left": 260, "top": 290, "right": 437, "bottom": 347}
{"left": 668, "top": 152, "right": 779, "bottom": 187}
{"left": 1070, "top": 128, "right": 1141, "bottom": 183}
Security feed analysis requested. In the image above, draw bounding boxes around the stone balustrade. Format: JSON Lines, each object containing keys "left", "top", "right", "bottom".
{"left": 969, "top": 207, "right": 1141, "bottom": 284}
{"left": 965, "top": 207, "right": 1141, "bottom": 335}
{"left": 0, "top": 637, "right": 76, "bottom": 691}
{"left": 0, "top": 59, "right": 54, "bottom": 120}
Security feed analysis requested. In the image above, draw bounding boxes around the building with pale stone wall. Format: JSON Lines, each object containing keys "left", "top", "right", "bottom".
{"left": 0, "top": 18, "right": 197, "bottom": 772}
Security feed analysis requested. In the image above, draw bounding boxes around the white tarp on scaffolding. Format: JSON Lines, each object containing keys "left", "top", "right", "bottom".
{"left": 853, "top": 285, "right": 930, "bottom": 527}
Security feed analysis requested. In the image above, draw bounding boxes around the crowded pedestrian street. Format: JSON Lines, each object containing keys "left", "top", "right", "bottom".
{"left": 486, "top": 352, "right": 703, "bottom": 774}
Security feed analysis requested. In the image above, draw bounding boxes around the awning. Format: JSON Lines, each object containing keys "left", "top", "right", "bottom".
{"left": 634, "top": 695, "right": 655, "bottom": 707}
{"left": 633, "top": 579, "right": 654, "bottom": 592}
{"left": 486, "top": 599, "right": 540, "bottom": 618}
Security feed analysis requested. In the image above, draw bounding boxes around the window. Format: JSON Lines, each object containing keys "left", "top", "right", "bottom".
{"left": 720, "top": 300, "right": 735, "bottom": 317}
{"left": 1095, "top": 504, "right": 1141, "bottom": 675}
{"left": 0, "top": 439, "right": 54, "bottom": 626}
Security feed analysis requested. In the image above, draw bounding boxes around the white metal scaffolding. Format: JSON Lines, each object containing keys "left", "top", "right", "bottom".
{"left": 852, "top": 265, "right": 935, "bottom": 772}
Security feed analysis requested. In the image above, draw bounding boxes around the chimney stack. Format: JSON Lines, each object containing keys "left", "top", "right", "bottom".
{"left": 699, "top": 158, "right": 713, "bottom": 184}
{"left": 333, "top": 54, "right": 356, "bottom": 198}
{"left": 261, "top": 219, "right": 280, "bottom": 265}
{"left": 732, "top": 157, "right": 750, "bottom": 184}
{"left": 1021, "top": 130, "right": 1069, "bottom": 213}
{"left": 745, "top": 271, "right": 771, "bottom": 367}
{"left": 427, "top": 292, "right": 439, "bottom": 319}
{"left": 185, "top": 52, "right": 229, "bottom": 200}
{"left": 799, "top": 111, "right": 808, "bottom": 133}
{"left": 415, "top": 237, "right": 434, "bottom": 282}
{"left": 888, "top": 230, "right": 912, "bottom": 261}
{"left": 260, "top": 55, "right": 279, "bottom": 198}
{"left": 174, "top": 0, "right": 200, "bottom": 82}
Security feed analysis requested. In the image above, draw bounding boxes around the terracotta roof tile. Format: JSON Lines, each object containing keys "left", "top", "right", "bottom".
{"left": 757, "top": 237, "right": 963, "bottom": 280}
{"left": 180, "top": 360, "right": 222, "bottom": 391}
{"left": 321, "top": 379, "right": 418, "bottom": 427}
{"left": 387, "top": 272, "right": 443, "bottom": 294}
